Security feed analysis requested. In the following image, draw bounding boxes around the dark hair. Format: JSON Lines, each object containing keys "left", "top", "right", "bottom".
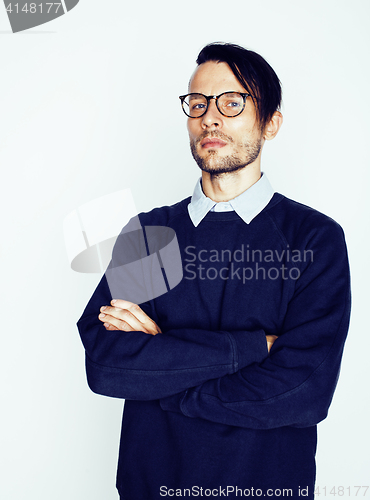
{"left": 196, "top": 42, "right": 282, "bottom": 128}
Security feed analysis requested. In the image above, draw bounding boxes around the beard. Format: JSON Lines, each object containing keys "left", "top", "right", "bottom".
{"left": 190, "top": 130, "right": 262, "bottom": 175}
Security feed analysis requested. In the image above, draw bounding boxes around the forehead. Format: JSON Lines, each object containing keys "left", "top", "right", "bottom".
{"left": 189, "top": 61, "right": 247, "bottom": 94}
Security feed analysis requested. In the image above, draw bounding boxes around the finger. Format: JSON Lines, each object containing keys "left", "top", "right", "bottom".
{"left": 110, "top": 299, "right": 136, "bottom": 308}
{"left": 110, "top": 300, "right": 152, "bottom": 325}
{"left": 101, "top": 306, "right": 154, "bottom": 333}
{"left": 103, "top": 322, "right": 119, "bottom": 331}
{"left": 100, "top": 306, "right": 144, "bottom": 330}
{"left": 100, "top": 306, "right": 161, "bottom": 334}
{"left": 108, "top": 302, "right": 161, "bottom": 333}
{"left": 98, "top": 313, "right": 136, "bottom": 332}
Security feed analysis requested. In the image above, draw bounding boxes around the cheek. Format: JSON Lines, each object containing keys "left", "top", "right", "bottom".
{"left": 229, "top": 118, "right": 261, "bottom": 142}
{"left": 232, "top": 115, "right": 254, "bottom": 132}
{"left": 187, "top": 121, "right": 199, "bottom": 143}
{"left": 187, "top": 118, "right": 195, "bottom": 133}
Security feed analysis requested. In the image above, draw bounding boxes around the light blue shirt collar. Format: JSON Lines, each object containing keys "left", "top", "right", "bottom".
{"left": 188, "top": 173, "right": 274, "bottom": 227}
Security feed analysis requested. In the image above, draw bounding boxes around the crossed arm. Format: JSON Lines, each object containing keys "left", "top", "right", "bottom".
{"left": 98, "top": 299, "right": 278, "bottom": 351}
{"left": 78, "top": 218, "right": 350, "bottom": 429}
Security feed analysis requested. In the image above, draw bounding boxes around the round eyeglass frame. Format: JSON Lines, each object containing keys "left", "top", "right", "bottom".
{"left": 179, "top": 91, "right": 252, "bottom": 118}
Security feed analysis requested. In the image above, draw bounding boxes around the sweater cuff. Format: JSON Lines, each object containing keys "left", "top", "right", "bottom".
{"left": 229, "top": 330, "right": 268, "bottom": 369}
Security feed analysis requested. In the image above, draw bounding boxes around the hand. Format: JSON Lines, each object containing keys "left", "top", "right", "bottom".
{"left": 266, "top": 335, "right": 278, "bottom": 352}
{"left": 98, "top": 299, "right": 162, "bottom": 335}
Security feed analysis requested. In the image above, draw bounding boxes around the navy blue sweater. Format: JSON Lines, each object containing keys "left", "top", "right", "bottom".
{"left": 77, "top": 193, "right": 351, "bottom": 500}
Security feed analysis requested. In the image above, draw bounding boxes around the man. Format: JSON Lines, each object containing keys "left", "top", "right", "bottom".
{"left": 78, "top": 43, "right": 351, "bottom": 499}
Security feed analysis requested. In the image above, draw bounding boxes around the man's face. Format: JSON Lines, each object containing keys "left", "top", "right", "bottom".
{"left": 187, "top": 61, "right": 264, "bottom": 175}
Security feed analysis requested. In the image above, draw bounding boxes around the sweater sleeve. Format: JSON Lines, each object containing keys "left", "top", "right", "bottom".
{"left": 160, "top": 219, "right": 351, "bottom": 429}
{"left": 77, "top": 273, "right": 268, "bottom": 400}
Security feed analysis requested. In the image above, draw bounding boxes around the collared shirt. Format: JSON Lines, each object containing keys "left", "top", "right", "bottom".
{"left": 187, "top": 172, "right": 274, "bottom": 227}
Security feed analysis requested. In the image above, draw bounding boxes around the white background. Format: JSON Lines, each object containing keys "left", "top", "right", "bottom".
{"left": 0, "top": 1, "right": 369, "bottom": 499}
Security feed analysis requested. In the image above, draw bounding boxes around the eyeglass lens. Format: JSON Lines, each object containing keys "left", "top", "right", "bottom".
{"left": 183, "top": 93, "right": 245, "bottom": 118}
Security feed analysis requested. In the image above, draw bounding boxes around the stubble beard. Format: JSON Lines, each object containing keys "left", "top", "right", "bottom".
{"left": 190, "top": 131, "right": 262, "bottom": 176}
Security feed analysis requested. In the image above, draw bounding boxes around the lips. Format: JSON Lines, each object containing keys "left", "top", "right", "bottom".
{"left": 200, "top": 137, "right": 227, "bottom": 149}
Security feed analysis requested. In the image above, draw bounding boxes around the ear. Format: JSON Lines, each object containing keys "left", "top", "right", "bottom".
{"left": 263, "top": 111, "right": 283, "bottom": 141}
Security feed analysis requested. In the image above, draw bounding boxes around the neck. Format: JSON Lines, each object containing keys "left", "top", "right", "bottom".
{"left": 201, "top": 162, "right": 262, "bottom": 202}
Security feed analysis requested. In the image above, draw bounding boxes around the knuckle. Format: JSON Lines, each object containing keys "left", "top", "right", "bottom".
{"left": 130, "top": 304, "right": 142, "bottom": 314}
{"left": 119, "top": 320, "right": 131, "bottom": 332}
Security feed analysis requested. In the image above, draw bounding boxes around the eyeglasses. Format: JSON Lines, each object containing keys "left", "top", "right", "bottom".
{"left": 179, "top": 91, "right": 251, "bottom": 118}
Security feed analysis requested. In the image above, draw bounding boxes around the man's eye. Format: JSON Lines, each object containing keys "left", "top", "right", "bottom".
{"left": 191, "top": 102, "right": 206, "bottom": 110}
{"left": 225, "top": 100, "right": 241, "bottom": 108}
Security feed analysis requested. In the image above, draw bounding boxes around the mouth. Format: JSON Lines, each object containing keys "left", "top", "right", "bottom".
{"left": 200, "top": 137, "right": 227, "bottom": 149}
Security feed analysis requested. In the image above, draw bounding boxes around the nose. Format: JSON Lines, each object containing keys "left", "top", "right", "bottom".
{"left": 201, "top": 98, "right": 223, "bottom": 129}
